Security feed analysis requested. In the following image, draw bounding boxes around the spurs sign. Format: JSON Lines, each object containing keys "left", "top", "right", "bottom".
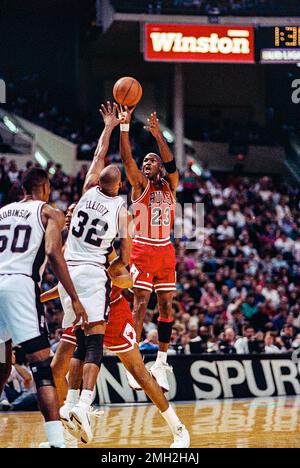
{"left": 144, "top": 24, "right": 255, "bottom": 63}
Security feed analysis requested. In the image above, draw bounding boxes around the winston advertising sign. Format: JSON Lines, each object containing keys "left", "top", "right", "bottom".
{"left": 144, "top": 24, "right": 255, "bottom": 63}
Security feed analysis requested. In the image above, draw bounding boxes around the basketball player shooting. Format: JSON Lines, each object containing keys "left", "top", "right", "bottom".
{"left": 119, "top": 107, "right": 179, "bottom": 392}
{"left": 40, "top": 102, "right": 189, "bottom": 448}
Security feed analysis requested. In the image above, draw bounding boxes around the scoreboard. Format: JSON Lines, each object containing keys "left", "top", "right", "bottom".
{"left": 256, "top": 26, "right": 300, "bottom": 63}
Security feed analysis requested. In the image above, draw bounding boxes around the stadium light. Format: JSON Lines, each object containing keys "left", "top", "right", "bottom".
{"left": 3, "top": 116, "right": 19, "bottom": 134}
{"left": 191, "top": 163, "right": 202, "bottom": 176}
{"left": 35, "top": 150, "right": 48, "bottom": 168}
{"left": 163, "top": 129, "right": 174, "bottom": 143}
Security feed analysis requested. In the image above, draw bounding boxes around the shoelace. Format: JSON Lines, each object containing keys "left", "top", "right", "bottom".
{"left": 174, "top": 426, "right": 184, "bottom": 438}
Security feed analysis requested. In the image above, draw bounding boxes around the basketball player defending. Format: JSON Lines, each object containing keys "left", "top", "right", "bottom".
{"left": 0, "top": 168, "right": 88, "bottom": 448}
{"left": 120, "top": 108, "right": 179, "bottom": 392}
{"left": 57, "top": 105, "right": 132, "bottom": 444}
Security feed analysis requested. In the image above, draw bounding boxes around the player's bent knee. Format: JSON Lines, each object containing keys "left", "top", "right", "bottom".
{"left": 84, "top": 334, "right": 104, "bottom": 368}
{"left": 73, "top": 328, "right": 86, "bottom": 362}
{"left": 30, "top": 358, "right": 55, "bottom": 389}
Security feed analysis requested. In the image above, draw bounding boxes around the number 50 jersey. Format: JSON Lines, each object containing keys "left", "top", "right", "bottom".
{"left": 0, "top": 200, "right": 47, "bottom": 282}
{"left": 65, "top": 186, "right": 125, "bottom": 268}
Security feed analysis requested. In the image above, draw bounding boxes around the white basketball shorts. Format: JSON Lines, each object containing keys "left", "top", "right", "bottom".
{"left": 0, "top": 274, "right": 47, "bottom": 345}
{"left": 59, "top": 264, "right": 111, "bottom": 329}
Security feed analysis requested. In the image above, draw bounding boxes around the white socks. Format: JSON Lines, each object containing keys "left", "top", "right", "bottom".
{"left": 65, "top": 389, "right": 80, "bottom": 406}
{"left": 44, "top": 421, "right": 65, "bottom": 448}
{"left": 78, "top": 389, "right": 94, "bottom": 409}
{"left": 65, "top": 388, "right": 93, "bottom": 410}
{"left": 156, "top": 351, "right": 167, "bottom": 366}
{"left": 161, "top": 405, "right": 183, "bottom": 435}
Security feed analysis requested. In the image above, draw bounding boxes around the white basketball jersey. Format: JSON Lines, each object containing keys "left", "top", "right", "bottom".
{"left": 0, "top": 200, "right": 46, "bottom": 282}
{"left": 64, "top": 186, "right": 125, "bottom": 268}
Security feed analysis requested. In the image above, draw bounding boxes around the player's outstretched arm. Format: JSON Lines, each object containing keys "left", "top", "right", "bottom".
{"left": 144, "top": 112, "right": 179, "bottom": 193}
{"left": 43, "top": 205, "right": 88, "bottom": 327}
{"left": 108, "top": 206, "right": 133, "bottom": 278}
{"left": 83, "top": 101, "right": 121, "bottom": 194}
{"left": 119, "top": 106, "right": 148, "bottom": 192}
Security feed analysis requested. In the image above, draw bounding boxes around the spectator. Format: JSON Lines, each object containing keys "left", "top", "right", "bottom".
{"left": 139, "top": 330, "right": 159, "bottom": 354}
{"left": 235, "top": 325, "right": 255, "bottom": 354}
{"left": 216, "top": 219, "right": 235, "bottom": 241}
{"left": 200, "top": 283, "right": 224, "bottom": 314}
{"left": 242, "top": 293, "right": 258, "bottom": 320}
{"left": 264, "top": 332, "right": 281, "bottom": 354}
{"left": 262, "top": 280, "right": 280, "bottom": 308}
{"left": 280, "top": 324, "right": 294, "bottom": 352}
{"left": 227, "top": 204, "right": 246, "bottom": 229}
{"left": 218, "top": 327, "right": 237, "bottom": 354}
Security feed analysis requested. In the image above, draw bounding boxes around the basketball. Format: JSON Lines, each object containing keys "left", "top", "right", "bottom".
{"left": 113, "top": 76, "right": 143, "bottom": 107}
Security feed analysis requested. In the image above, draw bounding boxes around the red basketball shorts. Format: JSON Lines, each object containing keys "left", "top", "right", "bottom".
{"left": 130, "top": 241, "right": 176, "bottom": 293}
{"left": 61, "top": 295, "right": 136, "bottom": 354}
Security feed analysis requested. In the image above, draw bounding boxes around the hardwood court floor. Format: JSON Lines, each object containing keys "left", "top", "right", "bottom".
{"left": 1, "top": 396, "right": 300, "bottom": 448}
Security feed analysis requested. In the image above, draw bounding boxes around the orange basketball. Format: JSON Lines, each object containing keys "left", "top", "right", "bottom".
{"left": 113, "top": 77, "right": 143, "bottom": 107}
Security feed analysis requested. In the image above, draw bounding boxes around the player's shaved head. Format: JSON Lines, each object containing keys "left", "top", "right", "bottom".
{"left": 144, "top": 153, "right": 162, "bottom": 163}
{"left": 99, "top": 165, "right": 122, "bottom": 195}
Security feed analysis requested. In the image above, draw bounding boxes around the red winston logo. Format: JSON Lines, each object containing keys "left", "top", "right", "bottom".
{"left": 145, "top": 24, "right": 255, "bottom": 63}
{"left": 150, "top": 29, "right": 251, "bottom": 55}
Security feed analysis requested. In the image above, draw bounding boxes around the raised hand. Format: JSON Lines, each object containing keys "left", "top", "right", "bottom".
{"left": 99, "top": 101, "right": 122, "bottom": 128}
{"left": 144, "top": 112, "right": 161, "bottom": 138}
{"left": 118, "top": 105, "right": 136, "bottom": 124}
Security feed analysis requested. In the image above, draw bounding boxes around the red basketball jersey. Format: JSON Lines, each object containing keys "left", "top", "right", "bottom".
{"left": 132, "top": 179, "right": 175, "bottom": 246}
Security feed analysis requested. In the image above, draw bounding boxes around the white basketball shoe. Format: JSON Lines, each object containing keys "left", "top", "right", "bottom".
{"left": 150, "top": 362, "right": 173, "bottom": 392}
{"left": 171, "top": 425, "right": 190, "bottom": 448}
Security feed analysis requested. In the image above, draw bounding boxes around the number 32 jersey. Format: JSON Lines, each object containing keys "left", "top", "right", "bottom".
{"left": 0, "top": 200, "right": 46, "bottom": 282}
{"left": 65, "top": 186, "right": 125, "bottom": 268}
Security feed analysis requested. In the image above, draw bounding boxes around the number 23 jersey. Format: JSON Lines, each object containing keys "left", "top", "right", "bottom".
{"left": 65, "top": 186, "right": 125, "bottom": 268}
{"left": 0, "top": 200, "right": 47, "bottom": 282}
{"left": 132, "top": 178, "right": 175, "bottom": 245}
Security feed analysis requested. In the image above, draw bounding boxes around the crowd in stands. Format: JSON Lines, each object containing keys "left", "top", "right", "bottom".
{"left": 111, "top": 0, "right": 300, "bottom": 16}
{"left": 1, "top": 152, "right": 300, "bottom": 357}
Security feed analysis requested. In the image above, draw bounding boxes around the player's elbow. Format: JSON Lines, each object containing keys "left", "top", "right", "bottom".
{"left": 46, "top": 246, "right": 61, "bottom": 264}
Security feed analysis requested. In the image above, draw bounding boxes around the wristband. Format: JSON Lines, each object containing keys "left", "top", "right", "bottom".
{"left": 164, "top": 158, "right": 177, "bottom": 174}
{"left": 120, "top": 123, "right": 130, "bottom": 132}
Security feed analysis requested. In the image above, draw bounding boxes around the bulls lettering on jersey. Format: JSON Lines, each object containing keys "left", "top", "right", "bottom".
{"left": 0, "top": 200, "right": 46, "bottom": 283}
{"left": 132, "top": 179, "right": 175, "bottom": 245}
{"left": 65, "top": 186, "right": 125, "bottom": 268}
